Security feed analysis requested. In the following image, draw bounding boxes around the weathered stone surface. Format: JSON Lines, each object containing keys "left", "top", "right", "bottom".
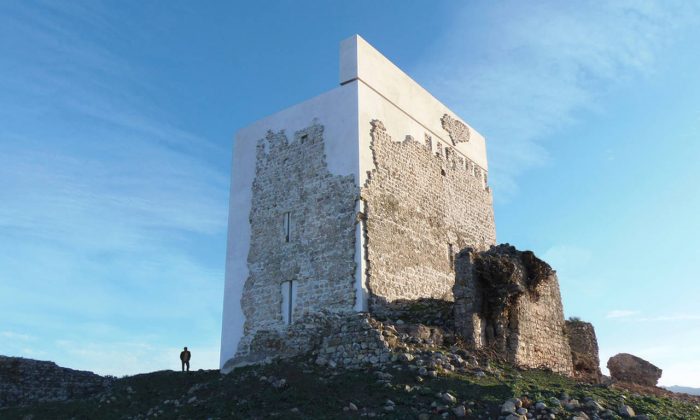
{"left": 607, "top": 353, "right": 662, "bottom": 386}
{"left": 0, "top": 356, "right": 111, "bottom": 407}
{"left": 314, "top": 313, "right": 393, "bottom": 369}
{"left": 618, "top": 403, "right": 636, "bottom": 417}
{"left": 452, "top": 404, "right": 467, "bottom": 417}
{"left": 441, "top": 114, "right": 471, "bottom": 145}
{"left": 454, "top": 244, "right": 573, "bottom": 375}
{"left": 224, "top": 120, "right": 578, "bottom": 378}
{"left": 372, "top": 298, "right": 454, "bottom": 330}
{"left": 362, "top": 120, "right": 496, "bottom": 311}
{"left": 234, "top": 122, "right": 358, "bottom": 363}
{"left": 394, "top": 323, "right": 444, "bottom": 346}
{"left": 566, "top": 320, "right": 603, "bottom": 383}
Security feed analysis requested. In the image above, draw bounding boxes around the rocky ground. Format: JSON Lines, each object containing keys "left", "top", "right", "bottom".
{"left": 2, "top": 351, "right": 700, "bottom": 420}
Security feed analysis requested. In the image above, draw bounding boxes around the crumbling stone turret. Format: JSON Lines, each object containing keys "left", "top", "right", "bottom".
{"left": 454, "top": 244, "right": 573, "bottom": 375}
{"left": 566, "top": 319, "right": 603, "bottom": 383}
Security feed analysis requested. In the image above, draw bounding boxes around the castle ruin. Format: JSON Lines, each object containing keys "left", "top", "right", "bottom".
{"left": 220, "top": 35, "right": 576, "bottom": 376}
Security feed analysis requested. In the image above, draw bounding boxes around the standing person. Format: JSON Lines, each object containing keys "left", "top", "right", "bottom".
{"left": 180, "top": 347, "right": 191, "bottom": 372}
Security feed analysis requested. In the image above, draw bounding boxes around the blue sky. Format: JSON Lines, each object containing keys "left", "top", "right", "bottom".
{"left": 1, "top": 1, "right": 698, "bottom": 386}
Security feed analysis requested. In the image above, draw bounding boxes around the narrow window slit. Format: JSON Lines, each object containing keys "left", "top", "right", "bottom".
{"left": 283, "top": 211, "right": 291, "bottom": 242}
{"left": 281, "top": 280, "right": 296, "bottom": 325}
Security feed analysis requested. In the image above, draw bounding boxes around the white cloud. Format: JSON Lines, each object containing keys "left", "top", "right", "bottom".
{"left": 638, "top": 314, "right": 700, "bottom": 322}
{"left": 603, "top": 311, "right": 700, "bottom": 321}
{"left": 1, "top": 331, "right": 36, "bottom": 341}
{"left": 415, "top": 1, "right": 699, "bottom": 198}
{"left": 606, "top": 310, "right": 640, "bottom": 319}
{"left": 0, "top": 3, "right": 226, "bottom": 377}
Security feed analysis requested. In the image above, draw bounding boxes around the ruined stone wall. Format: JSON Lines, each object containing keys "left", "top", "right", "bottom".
{"left": 566, "top": 320, "right": 602, "bottom": 383}
{"left": 511, "top": 273, "right": 573, "bottom": 374}
{"left": 314, "top": 313, "right": 393, "bottom": 369}
{"left": 361, "top": 120, "right": 496, "bottom": 311}
{"left": 454, "top": 245, "right": 573, "bottom": 375}
{"left": 224, "top": 310, "right": 456, "bottom": 374}
{"left": 234, "top": 122, "right": 358, "bottom": 361}
{"left": 0, "top": 356, "right": 112, "bottom": 407}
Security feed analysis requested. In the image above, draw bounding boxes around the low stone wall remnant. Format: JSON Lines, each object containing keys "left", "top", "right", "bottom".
{"left": 0, "top": 356, "right": 112, "bottom": 407}
{"left": 223, "top": 309, "right": 454, "bottom": 374}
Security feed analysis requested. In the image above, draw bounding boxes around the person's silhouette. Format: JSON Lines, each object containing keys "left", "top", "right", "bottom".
{"left": 180, "top": 346, "right": 191, "bottom": 372}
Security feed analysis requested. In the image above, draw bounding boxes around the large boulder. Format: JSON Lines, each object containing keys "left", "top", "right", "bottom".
{"left": 607, "top": 353, "right": 662, "bottom": 386}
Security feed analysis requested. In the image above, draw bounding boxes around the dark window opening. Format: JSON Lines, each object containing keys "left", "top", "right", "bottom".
{"left": 283, "top": 212, "right": 291, "bottom": 242}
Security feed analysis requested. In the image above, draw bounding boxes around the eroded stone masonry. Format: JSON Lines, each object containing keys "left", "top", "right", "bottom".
{"left": 235, "top": 122, "right": 357, "bottom": 364}
{"left": 566, "top": 319, "right": 603, "bottom": 383}
{"left": 361, "top": 120, "right": 496, "bottom": 311}
{"left": 227, "top": 119, "right": 583, "bottom": 377}
{"left": 0, "top": 356, "right": 112, "bottom": 407}
{"left": 454, "top": 245, "right": 574, "bottom": 375}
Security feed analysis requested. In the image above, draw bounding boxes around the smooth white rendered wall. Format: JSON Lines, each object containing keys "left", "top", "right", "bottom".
{"left": 341, "top": 35, "right": 488, "bottom": 172}
{"left": 219, "top": 84, "right": 360, "bottom": 368}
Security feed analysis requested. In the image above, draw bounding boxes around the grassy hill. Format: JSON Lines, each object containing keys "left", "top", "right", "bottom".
{"left": 2, "top": 355, "right": 699, "bottom": 419}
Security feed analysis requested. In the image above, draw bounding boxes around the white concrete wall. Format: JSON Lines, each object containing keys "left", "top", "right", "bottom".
{"left": 341, "top": 35, "right": 488, "bottom": 174}
{"left": 219, "top": 84, "right": 359, "bottom": 368}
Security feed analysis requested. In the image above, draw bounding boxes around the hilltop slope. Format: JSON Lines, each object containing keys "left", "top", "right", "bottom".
{"left": 1, "top": 355, "right": 699, "bottom": 420}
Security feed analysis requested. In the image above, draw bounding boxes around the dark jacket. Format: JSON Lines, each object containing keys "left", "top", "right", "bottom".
{"left": 180, "top": 350, "right": 191, "bottom": 362}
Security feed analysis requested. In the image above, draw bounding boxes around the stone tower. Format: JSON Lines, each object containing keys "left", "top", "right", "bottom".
{"left": 220, "top": 35, "right": 496, "bottom": 368}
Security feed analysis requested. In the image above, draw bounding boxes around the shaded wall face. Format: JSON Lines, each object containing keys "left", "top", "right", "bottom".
{"left": 454, "top": 247, "right": 573, "bottom": 376}
{"left": 566, "top": 321, "right": 603, "bottom": 382}
{"left": 0, "top": 356, "right": 111, "bottom": 407}
{"left": 235, "top": 123, "right": 358, "bottom": 360}
{"left": 361, "top": 120, "right": 496, "bottom": 311}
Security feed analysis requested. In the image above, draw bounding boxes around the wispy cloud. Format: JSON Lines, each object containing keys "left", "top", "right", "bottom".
{"left": 605, "top": 311, "right": 700, "bottom": 322}
{"left": 1, "top": 331, "right": 36, "bottom": 341}
{"left": 416, "top": 1, "right": 699, "bottom": 198}
{"left": 637, "top": 314, "right": 700, "bottom": 322}
{"left": 0, "top": 3, "right": 227, "bottom": 372}
{"left": 606, "top": 310, "right": 639, "bottom": 319}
